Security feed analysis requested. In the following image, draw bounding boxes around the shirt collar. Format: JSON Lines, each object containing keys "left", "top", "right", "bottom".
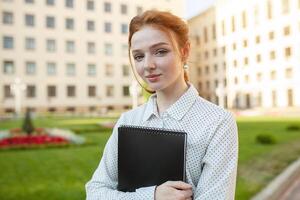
{"left": 142, "top": 84, "right": 199, "bottom": 122}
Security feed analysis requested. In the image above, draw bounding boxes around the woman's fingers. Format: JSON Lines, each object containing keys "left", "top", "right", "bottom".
{"left": 165, "top": 181, "right": 192, "bottom": 190}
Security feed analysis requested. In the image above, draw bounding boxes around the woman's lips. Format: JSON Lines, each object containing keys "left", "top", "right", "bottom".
{"left": 146, "top": 74, "right": 161, "bottom": 82}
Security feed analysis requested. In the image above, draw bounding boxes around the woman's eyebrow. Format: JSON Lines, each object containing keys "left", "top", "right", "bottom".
{"left": 132, "top": 42, "right": 170, "bottom": 53}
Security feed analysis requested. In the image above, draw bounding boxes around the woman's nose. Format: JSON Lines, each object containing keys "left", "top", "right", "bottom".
{"left": 144, "top": 55, "right": 156, "bottom": 70}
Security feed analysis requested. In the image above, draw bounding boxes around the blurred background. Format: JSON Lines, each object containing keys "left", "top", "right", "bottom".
{"left": 0, "top": 0, "right": 300, "bottom": 199}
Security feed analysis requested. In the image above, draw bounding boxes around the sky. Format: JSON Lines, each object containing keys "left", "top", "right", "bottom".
{"left": 185, "top": 0, "right": 216, "bottom": 19}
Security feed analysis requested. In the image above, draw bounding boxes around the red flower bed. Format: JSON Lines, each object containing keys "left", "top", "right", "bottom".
{"left": 0, "top": 135, "right": 69, "bottom": 149}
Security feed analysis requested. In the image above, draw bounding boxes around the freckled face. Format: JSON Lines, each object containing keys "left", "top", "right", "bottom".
{"left": 130, "top": 26, "right": 184, "bottom": 92}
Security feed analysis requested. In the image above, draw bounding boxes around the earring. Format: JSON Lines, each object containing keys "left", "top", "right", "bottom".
{"left": 183, "top": 64, "right": 189, "bottom": 69}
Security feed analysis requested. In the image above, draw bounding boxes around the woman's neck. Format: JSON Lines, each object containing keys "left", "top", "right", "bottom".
{"left": 156, "top": 80, "right": 189, "bottom": 115}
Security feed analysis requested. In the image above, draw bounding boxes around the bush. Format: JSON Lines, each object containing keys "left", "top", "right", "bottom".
{"left": 256, "top": 134, "right": 276, "bottom": 145}
{"left": 286, "top": 125, "right": 300, "bottom": 131}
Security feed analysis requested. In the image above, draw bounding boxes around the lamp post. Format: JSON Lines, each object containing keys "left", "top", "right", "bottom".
{"left": 10, "top": 77, "right": 26, "bottom": 117}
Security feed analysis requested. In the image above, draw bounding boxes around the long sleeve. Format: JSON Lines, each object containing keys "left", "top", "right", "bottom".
{"left": 194, "top": 112, "right": 239, "bottom": 200}
{"left": 85, "top": 114, "right": 156, "bottom": 200}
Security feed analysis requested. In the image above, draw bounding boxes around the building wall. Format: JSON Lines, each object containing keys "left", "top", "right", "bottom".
{"left": 188, "top": 0, "right": 300, "bottom": 110}
{"left": 0, "top": 0, "right": 184, "bottom": 116}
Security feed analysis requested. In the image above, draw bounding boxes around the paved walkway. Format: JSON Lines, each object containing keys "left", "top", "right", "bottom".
{"left": 279, "top": 174, "right": 300, "bottom": 200}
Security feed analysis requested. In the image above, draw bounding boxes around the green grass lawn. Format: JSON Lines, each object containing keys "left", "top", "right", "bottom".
{"left": 0, "top": 116, "right": 300, "bottom": 200}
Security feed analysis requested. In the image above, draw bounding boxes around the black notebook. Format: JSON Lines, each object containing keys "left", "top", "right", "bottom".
{"left": 117, "top": 125, "right": 187, "bottom": 192}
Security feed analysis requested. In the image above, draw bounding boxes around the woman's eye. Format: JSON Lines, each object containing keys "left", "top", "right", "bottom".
{"left": 155, "top": 49, "right": 168, "bottom": 56}
{"left": 134, "top": 55, "right": 144, "bottom": 61}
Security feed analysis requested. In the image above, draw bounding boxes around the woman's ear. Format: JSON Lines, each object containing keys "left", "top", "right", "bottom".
{"left": 181, "top": 42, "right": 191, "bottom": 62}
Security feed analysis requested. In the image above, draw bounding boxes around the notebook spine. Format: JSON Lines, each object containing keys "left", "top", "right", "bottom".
{"left": 119, "top": 125, "right": 186, "bottom": 137}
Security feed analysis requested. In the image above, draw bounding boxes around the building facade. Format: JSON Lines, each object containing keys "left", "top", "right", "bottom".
{"left": 188, "top": 0, "right": 300, "bottom": 111}
{"left": 0, "top": 0, "right": 184, "bottom": 116}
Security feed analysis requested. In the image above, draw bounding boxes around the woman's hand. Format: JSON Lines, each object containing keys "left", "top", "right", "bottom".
{"left": 155, "top": 181, "right": 193, "bottom": 200}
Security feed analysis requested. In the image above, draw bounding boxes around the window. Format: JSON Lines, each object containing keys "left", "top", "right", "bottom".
{"left": 25, "top": 37, "right": 35, "bottom": 50}
{"left": 285, "top": 47, "right": 291, "bottom": 58}
{"left": 204, "top": 27, "right": 208, "bottom": 43}
{"left": 87, "top": 64, "right": 96, "bottom": 76}
{"left": 25, "top": 0, "right": 34, "bottom": 4}
{"left": 270, "top": 70, "right": 276, "bottom": 80}
{"left": 206, "top": 81, "right": 210, "bottom": 90}
{"left": 46, "top": 16, "right": 55, "bottom": 28}
{"left": 26, "top": 61, "right": 36, "bottom": 75}
{"left": 267, "top": 1, "right": 272, "bottom": 19}
{"left": 46, "top": 39, "right": 56, "bottom": 52}
{"left": 254, "top": 5, "right": 259, "bottom": 25}
{"left": 285, "top": 68, "right": 292, "bottom": 78}
{"left": 221, "top": 20, "right": 225, "bottom": 36}
{"left": 121, "top": 23, "right": 128, "bottom": 34}
{"left": 205, "top": 65, "right": 209, "bottom": 74}
{"left": 121, "top": 44, "right": 128, "bottom": 57}
{"left": 255, "top": 35, "right": 260, "bottom": 44}
{"left": 283, "top": 26, "right": 290, "bottom": 36}
{"left": 214, "top": 64, "right": 218, "bottom": 72}
{"left": 243, "top": 40, "right": 248, "bottom": 47}
{"left": 120, "top": 4, "right": 127, "bottom": 15}
{"left": 136, "top": 6, "right": 143, "bottom": 15}
{"left": 244, "top": 57, "right": 249, "bottom": 65}
{"left": 106, "top": 85, "right": 114, "bottom": 97}
{"left": 270, "top": 51, "right": 276, "bottom": 60}
{"left": 204, "top": 51, "right": 209, "bottom": 59}
{"left": 256, "top": 54, "right": 261, "bottom": 62}
{"left": 105, "top": 64, "right": 113, "bottom": 76}
{"left": 122, "top": 64, "right": 129, "bottom": 76}
{"left": 104, "top": 2, "right": 111, "bottom": 13}
{"left": 46, "top": 0, "right": 55, "bottom": 6}
{"left": 87, "top": 0, "right": 94, "bottom": 10}
{"left": 65, "top": 0, "right": 73, "bottom": 8}
{"left": 234, "top": 77, "right": 238, "bottom": 84}
{"left": 3, "top": 36, "right": 13, "bottom": 49}
{"left": 213, "top": 48, "right": 217, "bottom": 56}
{"left": 3, "top": 61, "right": 14, "bottom": 74}
{"left": 287, "top": 89, "right": 294, "bottom": 106}
{"left": 87, "top": 42, "right": 95, "bottom": 54}
{"left": 25, "top": 14, "right": 35, "bottom": 26}
{"left": 67, "top": 85, "right": 76, "bottom": 97}
{"left": 232, "top": 43, "right": 236, "bottom": 50}
{"left": 197, "top": 67, "right": 202, "bottom": 76}
{"left": 47, "top": 62, "right": 56, "bottom": 75}
{"left": 47, "top": 85, "right": 56, "bottom": 97}
{"left": 212, "top": 24, "right": 216, "bottom": 40}
{"left": 2, "top": 11, "right": 13, "bottom": 24}
{"left": 4, "top": 85, "right": 13, "bottom": 98}
{"left": 105, "top": 43, "right": 113, "bottom": 55}
{"left": 272, "top": 90, "right": 277, "bottom": 107}
{"left": 269, "top": 31, "right": 274, "bottom": 40}
{"left": 256, "top": 73, "right": 262, "bottom": 81}
{"left": 233, "top": 60, "right": 237, "bottom": 67}
{"left": 66, "top": 63, "right": 75, "bottom": 76}
{"left": 214, "top": 80, "right": 219, "bottom": 88}
{"left": 87, "top": 20, "right": 95, "bottom": 31}
{"left": 88, "top": 85, "right": 96, "bottom": 97}
{"left": 242, "top": 11, "right": 247, "bottom": 28}
{"left": 66, "top": 40, "right": 75, "bottom": 53}
{"left": 26, "top": 85, "right": 36, "bottom": 98}
{"left": 282, "top": 0, "right": 289, "bottom": 14}
{"left": 65, "top": 18, "right": 74, "bottom": 30}
{"left": 104, "top": 22, "right": 112, "bottom": 33}
{"left": 123, "top": 86, "right": 130, "bottom": 97}
{"left": 231, "top": 16, "right": 235, "bottom": 32}
{"left": 222, "top": 46, "right": 226, "bottom": 54}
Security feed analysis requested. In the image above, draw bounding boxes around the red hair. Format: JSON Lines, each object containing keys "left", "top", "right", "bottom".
{"left": 128, "top": 10, "right": 190, "bottom": 93}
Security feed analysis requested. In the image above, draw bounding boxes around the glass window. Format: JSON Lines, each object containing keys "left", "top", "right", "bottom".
{"left": 87, "top": 0, "right": 94, "bottom": 10}
{"left": 26, "top": 61, "right": 36, "bottom": 75}
{"left": 105, "top": 64, "right": 113, "bottom": 76}
{"left": 104, "top": 43, "right": 113, "bottom": 56}
{"left": 47, "top": 62, "right": 56, "bottom": 75}
{"left": 121, "top": 44, "right": 128, "bottom": 57}
{"left": 121, "top": 23, "right": 128, "bottom": 34}
{"left": 104, "top": 22, "right": 112, "bottom": 33}
{"left": 123, "top": 86, "right": 130, "bottom": 97}
{"left": 67, "top": 85, "right": 76, "bottom": 97}
{"left": 283, "top": 26, "right": 290, "bottom": 36}
{"left": 122, "top": 64, "right": 129, "bottom": 76}
{"left": 106, "top": 85, "right": 114, "bottom": 97}
{"left": 25, "top": 0, "right": 34, "bottom": 4}
{"left": 4, "top": 85, "right": 13, "bottom": 98}
{"left": 46, "top": 16, "right": 55, "bottom": 28}
{"left": 46, "top": 39, "right": 56, "bottom": 52}
{"left": 87, "top": 20, "right": 95, "bottom": 31}
{"left": 87, "top": 64, "right": 96, "bottom": 76}
{"left": 120, "top": 4, "right": 127, "bottom": 15}
{"left": 2, "top": 11, "right": 13, "bottom": 24}
{"left": 25, "top": 37, "right": 35, "bottom": 50}
{"left": 46, "top": 0, "right": 55, "bottom": 6}
{"left": 287, "top": 89, "right": 294, "bottom": 106}
{"left": 3, "top": 61, "right": 14, "bottom": 74}
{"left": 282, "top": 0, "right": 289, "bottom": 14}
{"left": 285, "top": 47, "right": 292, "bottom": 58}
{"left": 65, "top": 0, "right": 73, "bottom": 8}
{"left": 26, "top": 85, "right": 36, "bottom": 98}
{"left": 66, "top": 40, "right": 75, "bottom": 53}
{"left": 136, "top": 6, "right": 143, "bottom": 15}
{"left": 104, "top": 2, "right": 111, "bottom": 12}
{"left": 25, "top": 14, "right": 35, "bottom": 26}
{"left": 3, "top": 36, "right": 14, "bottom": 49}
{"left": 88, "top": 85, "right": 96, "bottom": 97}
{"left": 66, "top": 63, "right": 75, "bottom": 76}
{"left": 65, "top": 18, "right": 74, "bottom": 30}
{"left": 285, "top": 68, "right": 292, "bottom": 78}
{"left": 87, "top": 42, "right": 95, "bottom": 54}
{"left": 47, "top": 85, "right": 56, "bottom": 97}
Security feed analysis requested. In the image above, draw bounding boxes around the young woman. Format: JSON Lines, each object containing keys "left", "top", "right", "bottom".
{"left": 86, "top": 10, "right": 238, "bottom": 200}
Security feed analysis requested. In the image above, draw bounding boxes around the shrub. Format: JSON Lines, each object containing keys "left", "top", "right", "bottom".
{"left": 286, "top": 125, "right": 300, "bottom": 131}
{"left": 256, "top": 134, "right": 276, "bottom": 145}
